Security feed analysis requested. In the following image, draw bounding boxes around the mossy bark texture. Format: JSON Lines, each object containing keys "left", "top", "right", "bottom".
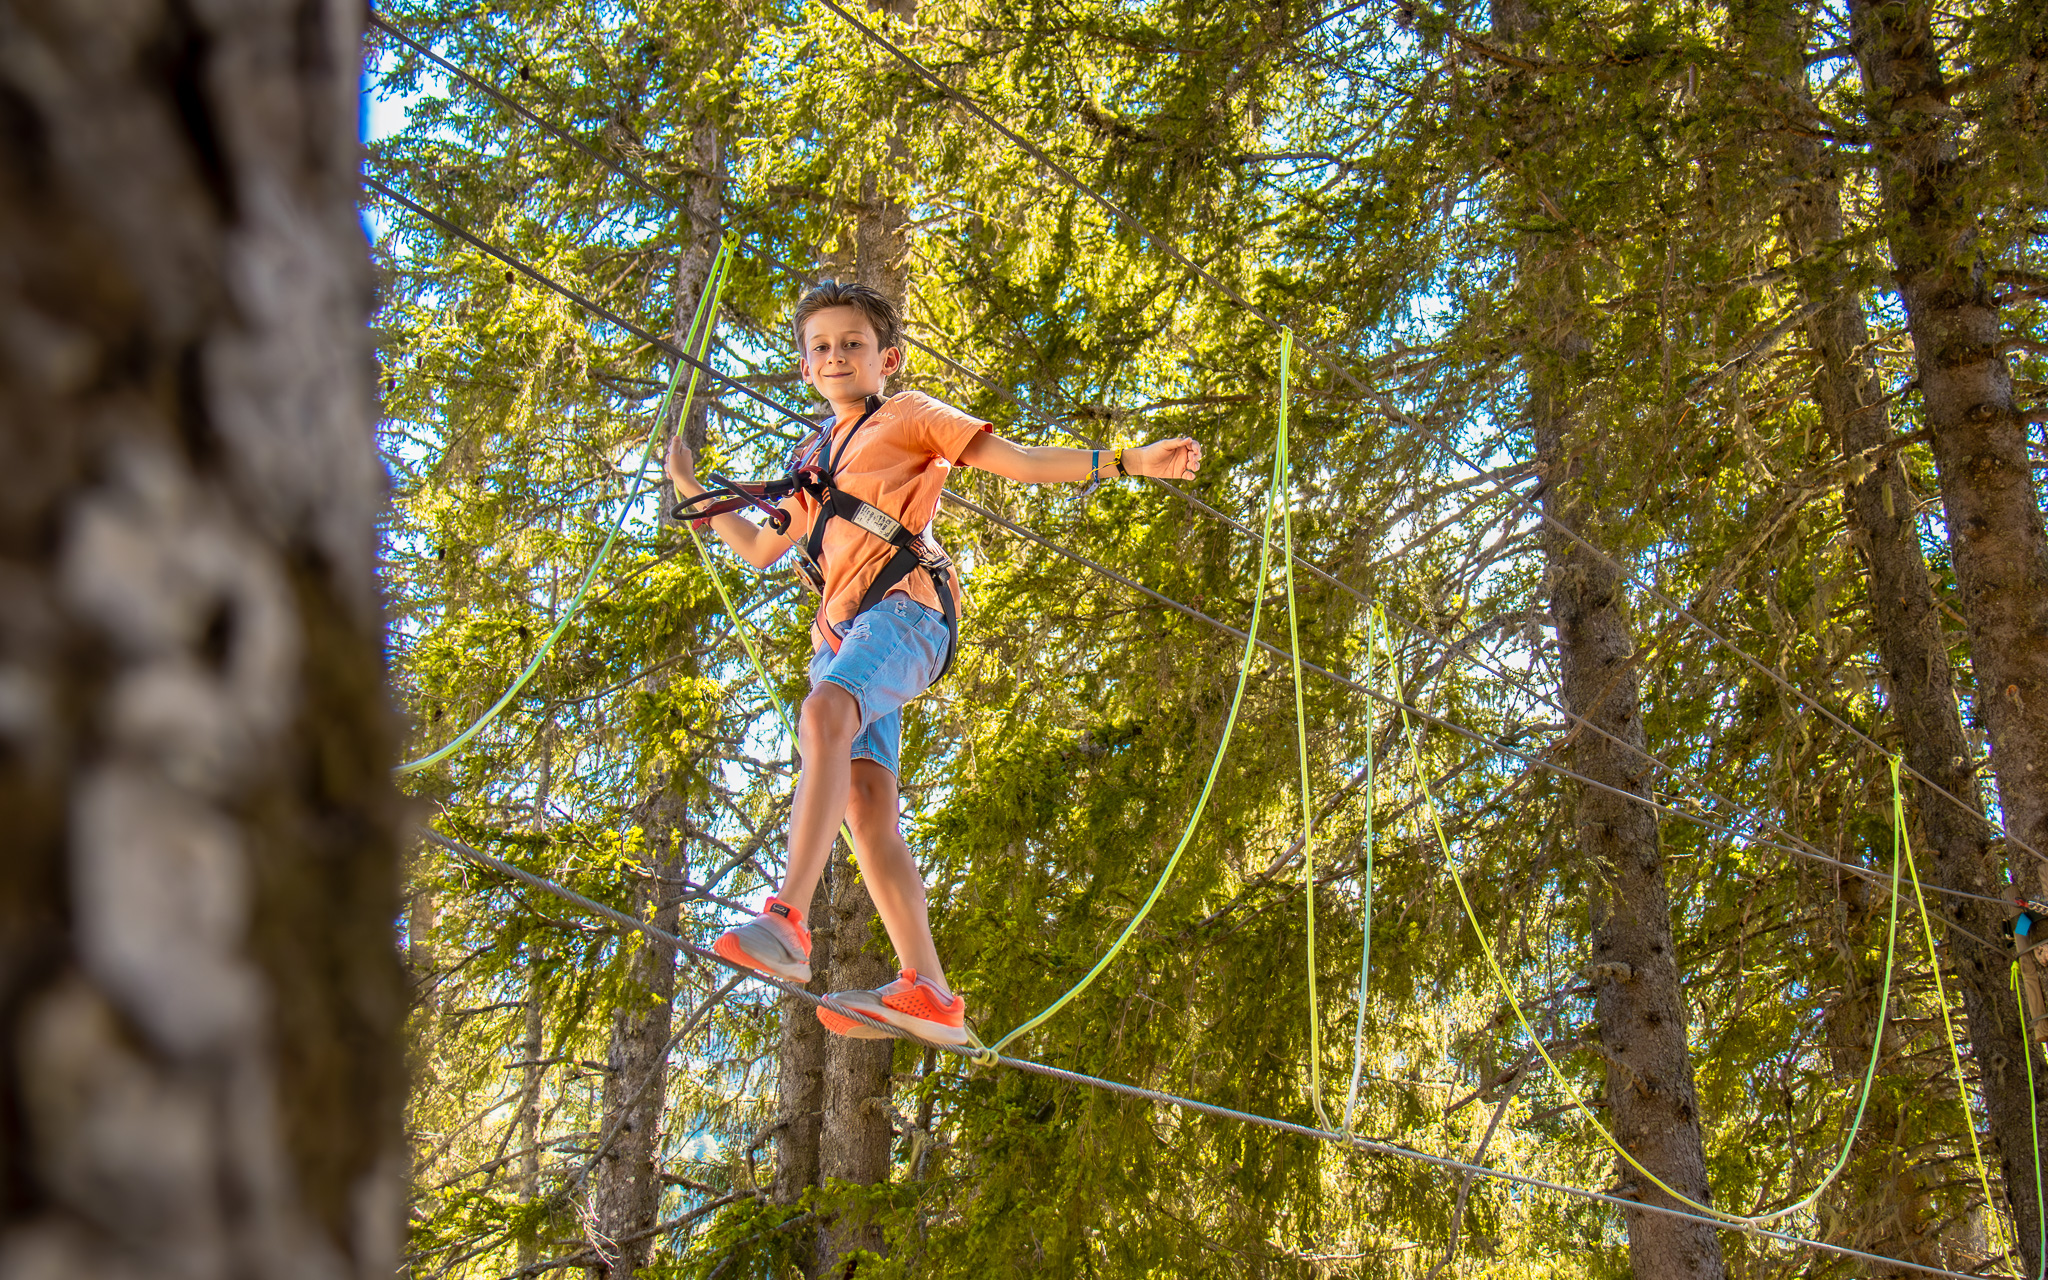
{"left": 0, "top": 0, "right": 402, "bottom": 1276}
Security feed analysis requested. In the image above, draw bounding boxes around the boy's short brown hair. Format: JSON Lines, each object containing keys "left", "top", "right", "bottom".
{"left": 792, "top": 280, "right": 902, "bottom": 355}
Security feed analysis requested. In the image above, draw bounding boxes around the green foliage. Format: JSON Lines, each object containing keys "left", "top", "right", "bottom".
{"left": 370, "top": 0, "right": 2047, "bottom": 1274}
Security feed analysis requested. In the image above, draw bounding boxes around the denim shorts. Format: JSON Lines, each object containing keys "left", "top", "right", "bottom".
{"left": 807, "top": 595, "right": 950, "bottom": 777}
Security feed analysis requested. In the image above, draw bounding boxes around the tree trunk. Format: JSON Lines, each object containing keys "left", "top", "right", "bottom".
{"left": 805, "top": 160, "right": 916, "bottom": 1278}
{"left": 1769, "top": 4, "right": 2048, "bottom": 1266}
{"left": 1851, "top": 0, "right": 2048, "bottom": 897}
{"left": 772, "top": 885, "right": 831, "bottom": 1210}
{"left": 588, "top": 784, "right": 687, "bottom": 1278}
{"left": 517, "top": 973, "right": 546, "bottom": 1270}
{"left": 671, "top": 118, "right": 727, "bottom": 458}
{"left": 0, "top": 0, "right": 402, "bottom": 1274}
{"left": 1538, "top": 363, "right": 1728, "bottom": 1280}
{"left": 1489, "top": 2, "right": 1727, "bottom": 1275}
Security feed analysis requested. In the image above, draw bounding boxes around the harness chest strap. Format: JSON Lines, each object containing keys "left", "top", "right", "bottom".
{"left": 801, "top": 395, "right": 961, "bottom": 680}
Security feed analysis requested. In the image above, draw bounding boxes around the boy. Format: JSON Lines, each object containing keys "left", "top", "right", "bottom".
{"left": 665, "top": 280, "right": 1201, "bottom": 1045}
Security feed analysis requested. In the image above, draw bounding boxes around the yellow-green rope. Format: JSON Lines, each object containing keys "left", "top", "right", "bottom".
{"left": 397, "top": 241, "right": 733, "bottom": 775}
{"left": 1274, "top": 332, "right": 1334, "bottom": 1130}
{"left": 2014, "top": 962, "right": 2047, "bottom": 1279}
{"left": 984, "top": 333, "right": 1295, "bottom": 1056}
{"left": 1899, "top": 755, "right": 2013, "bottom": 1268}
{"left": 1389, "top": 632, "right": 1935, "bottom": 1228}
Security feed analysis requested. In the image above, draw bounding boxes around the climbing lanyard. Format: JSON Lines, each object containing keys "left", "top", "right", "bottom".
{"left": 395, "top": 239, "right": 737, "bottom": 775}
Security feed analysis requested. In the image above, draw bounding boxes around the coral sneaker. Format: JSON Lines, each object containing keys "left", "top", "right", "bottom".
{"left": 817, "top": 969, "right": 968, "bottom": 1045}
{"left": 712, "top": 898, "right": 812, "bottom": 983}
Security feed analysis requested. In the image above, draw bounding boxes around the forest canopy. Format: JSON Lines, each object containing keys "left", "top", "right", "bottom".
{"left": 365, "top": 0, "right": 2048, "bottom": 1275}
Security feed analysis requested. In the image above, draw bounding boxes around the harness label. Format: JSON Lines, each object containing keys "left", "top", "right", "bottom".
{"left": 851, "top": 503, "right": 905, "bottom": 542}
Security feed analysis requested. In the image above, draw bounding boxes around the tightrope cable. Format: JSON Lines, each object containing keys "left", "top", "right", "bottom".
{"left": 416, "top": 826, "right": 1993, "bottom": 1280}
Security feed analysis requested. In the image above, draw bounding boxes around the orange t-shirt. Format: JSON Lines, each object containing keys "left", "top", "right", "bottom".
{"left": 780, "top": 390, "right": 991, "bottom": 651}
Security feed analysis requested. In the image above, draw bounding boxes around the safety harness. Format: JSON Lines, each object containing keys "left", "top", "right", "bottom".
{"left": 672, "top": 394, "right": 960, "bottom": 681}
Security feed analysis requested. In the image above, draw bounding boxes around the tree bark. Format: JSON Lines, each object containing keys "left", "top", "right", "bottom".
{"left": 517, "top": 970, "right": 546, "bottom": 1270}
{"left": 1851, "top": 0, "right": 2048, "bottom": 897}
{"left": 804, "top": 162, "right": 916, "bottom": 1279}
{"left": 1777, "top": 3, "right": 2048, "bottom": 1267}
{"left": 1489, "top": 2, "right": 1727, "bottom": 1275}
{"left": 588, "top": 784, "right": 686, "bottom": 1278}
{"left": 1537, "top": 360, "right": 1728, "bottom": 1280}
{"left": 771, "top": 881, "right": 831, "bottom": 1210}
{"left": 0, "top": 0, "right": 403, "bottom": 1275}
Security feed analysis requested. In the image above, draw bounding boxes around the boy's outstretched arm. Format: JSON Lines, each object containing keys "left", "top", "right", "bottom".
{"left": 665, "top": 436, "right": 796, "bottom": 570}
{"left": 957, "top": 433, "right": 1202, "bottom": 484}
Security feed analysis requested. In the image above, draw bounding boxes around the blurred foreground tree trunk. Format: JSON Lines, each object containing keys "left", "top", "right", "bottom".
{"left": 0, "top": 0, "right": 403, "bottom": 1275}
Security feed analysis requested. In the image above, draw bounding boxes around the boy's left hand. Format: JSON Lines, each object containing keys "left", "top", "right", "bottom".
{"left": 1129, "top": 437, "right": 1202, "bottom": 481}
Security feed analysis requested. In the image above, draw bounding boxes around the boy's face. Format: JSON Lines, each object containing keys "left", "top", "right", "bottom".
{"left": 798, "top": 304, "right": 902, "bottom": 408}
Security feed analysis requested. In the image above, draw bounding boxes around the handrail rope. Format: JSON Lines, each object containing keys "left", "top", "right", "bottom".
{"left": 367, "top": 181, "right": 2025, "bottom": 924}
{"left": 1276, "top": 331, "right": 1335, "bottom": 1130}
{"left": 809, "top": 0, "right": 2044, "bottom": 873}
{"left": 944, "top": 485, "right": 2021, "bottom": 918}
{"left": 1386, "top": 634, "right": 1992, "bottom": 1239}
{"left": 361, "top": 13, "right": 1801, "bottom": 857}
{"left": 982, "top": 363, "right": 1292, "bottom": 1056}
{"left": 1339, "top": 604, "right": 1383, "bottom": 1138}
{"left": 1899, "top": 755, "right": 2015, "bottom": 1267}
{"left": 393, "top": 279, "right": 710, "bottom": 774}
{"left": 415, "top": 825, "right": 1993, "bottom": 1280}
{"left": 2013, "top": 962, "right": 2048, "bottom": 1280}
{"left": 361, "top": 43, "right": 2042, "bottom": 909}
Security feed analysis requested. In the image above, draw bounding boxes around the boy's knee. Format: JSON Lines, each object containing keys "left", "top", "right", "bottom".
{"left": 846, "top": 769, "right": 897, "bottom": 823}
{"left": 800, "top": 683, "right": 860, "bottom": 744}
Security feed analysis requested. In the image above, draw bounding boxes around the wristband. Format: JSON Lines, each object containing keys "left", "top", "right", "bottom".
{"left": 1113, "top": 446, "right": 1126, "bottom": 477}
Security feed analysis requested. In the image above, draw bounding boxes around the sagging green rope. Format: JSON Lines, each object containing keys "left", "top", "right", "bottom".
{"left": 1274, "top": 332, "right": 1338, "bottom": 1131}
{"left": 984, "top": 332, "right": 1296, "bottom": 1056}
{"left": 1391, "top": 634, "right": 1934, "bottom": 1228}
{"left": 2013, "top": 963, "right": 2048, "bottom": 1280}
{"left": 1339, "top": 605, "right": 1387, "bottom": 1136}
{"left": 397, "top": 240, "right": 736, "bottom": 775}
{"left": 1898, "top": 754, "right": 2014, "bottom": 1268}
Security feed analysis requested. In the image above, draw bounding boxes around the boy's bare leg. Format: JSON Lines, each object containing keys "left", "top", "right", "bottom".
{"left": 777, "top": 684, "right": 862, "bottom": 919}
{"left": 778, "top": 684, "right": 948, "bottom": 997}
{"left": 843, "top": 759, "right": 948, "bottom": 996}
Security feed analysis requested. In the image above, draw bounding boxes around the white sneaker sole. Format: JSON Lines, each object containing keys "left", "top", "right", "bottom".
{"left": 714, "top": 923, "right": 811, "bottom": 983}
{"left": 823, "top": 991, "right": 971, "bottom": 1045}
